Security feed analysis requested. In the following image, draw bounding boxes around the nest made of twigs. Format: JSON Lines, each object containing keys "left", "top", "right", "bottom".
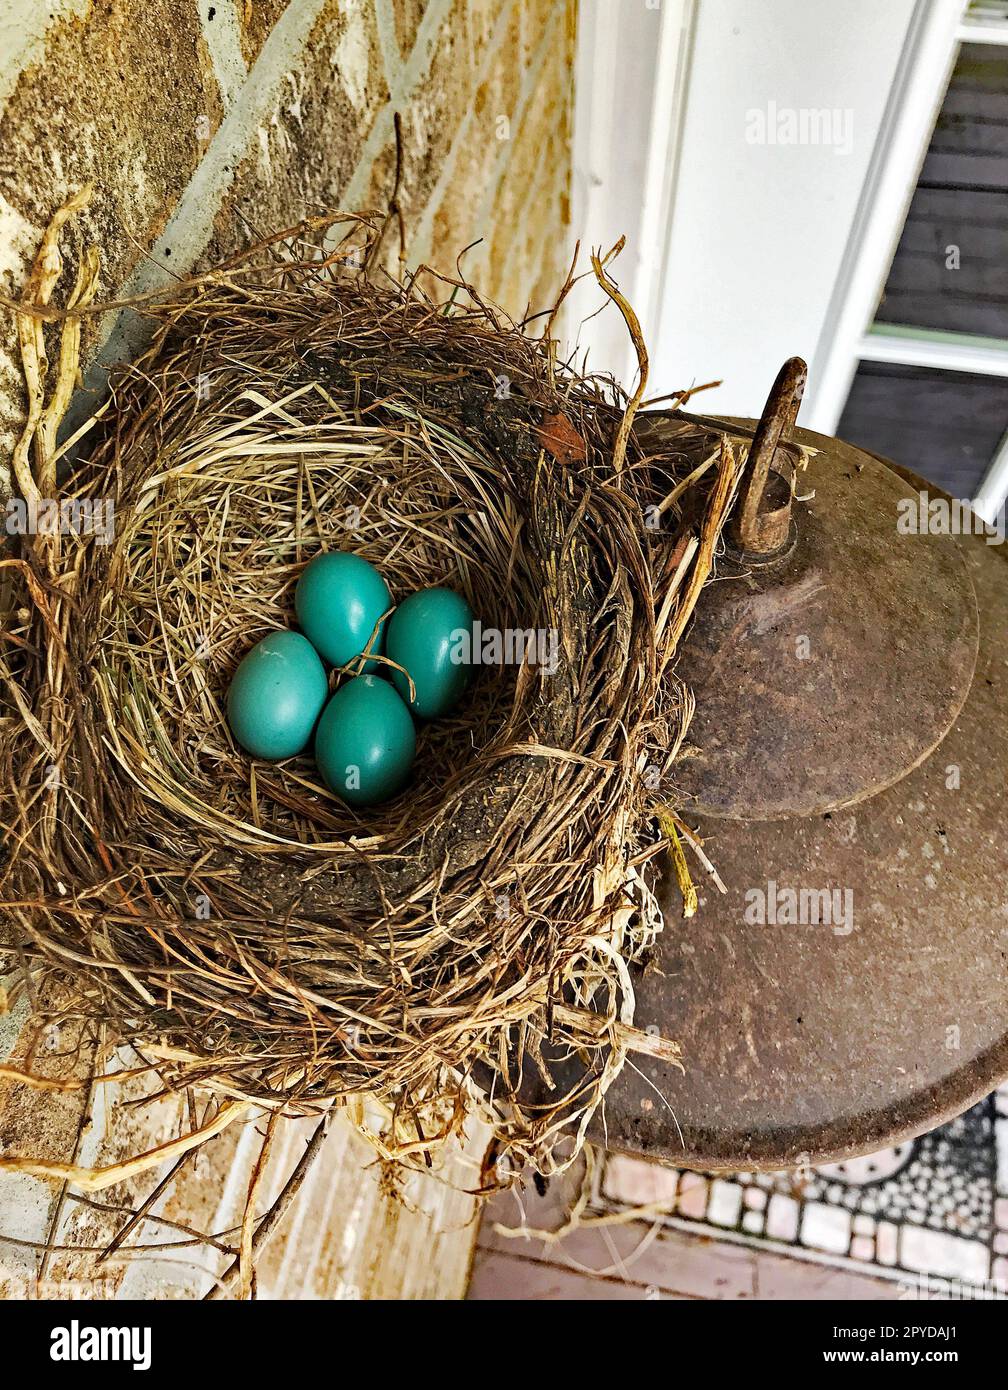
{"left": 1, "top": 209, "right": 739, "bottom": 1182}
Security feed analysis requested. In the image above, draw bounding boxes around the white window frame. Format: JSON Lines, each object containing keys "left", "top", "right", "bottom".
{"left": 570, "top": 0, "right": 1008, "bottom": 520}
{"left": 783, "top": 0, "right": 1008, "bottom": 520}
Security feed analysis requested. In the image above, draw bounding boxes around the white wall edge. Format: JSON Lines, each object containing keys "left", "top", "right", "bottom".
{"left": 634, "top": 0, "right": 698, "bottom": 377}
{"left": 566, "top": 0, "right": 696, "bottom": 386}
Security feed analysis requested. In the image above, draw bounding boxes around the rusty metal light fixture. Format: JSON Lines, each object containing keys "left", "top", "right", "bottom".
{"left": 595, "top": 360, "right": 1008, "bottom": 1171}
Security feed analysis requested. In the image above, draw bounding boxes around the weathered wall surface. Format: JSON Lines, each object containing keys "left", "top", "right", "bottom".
{"left": 0, "top": 0, "right": 575, "bottom": 1298}
{"left": 0, "top": 800, "right": 480, "bottom": 1298}
{"left": 0, "top": 1024, "right": 489, "bottom": 1300}
{"left": 0, "top": 0, "right": 576, "bottom": 500}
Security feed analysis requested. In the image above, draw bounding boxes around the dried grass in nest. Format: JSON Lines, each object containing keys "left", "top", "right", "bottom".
{"left": 0, "top": 202, "right": 742, "bottom": 1208}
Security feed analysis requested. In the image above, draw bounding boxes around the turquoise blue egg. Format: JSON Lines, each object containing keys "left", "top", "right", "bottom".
{"left": 226, "top": 630, "right": 328, "bottom": 760}
{"left": 315, "top": 675, "right": 416, "bottom": 806}
{"left": 387, "top": 587, "right": 476, "bottom": 719}
{"left": 295, "top": 551, "right": 391, "bottom": 670}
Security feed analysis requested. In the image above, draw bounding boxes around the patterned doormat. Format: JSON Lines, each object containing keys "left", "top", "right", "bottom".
{"left": 596, "top": 1084, "right": 1008, "bottom": 1297}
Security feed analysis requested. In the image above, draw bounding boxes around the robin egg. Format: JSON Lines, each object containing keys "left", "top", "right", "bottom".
{"left": 386, "top": 587, "right": 476, "bottom": 718}
{"left": 226, "top": 630, "right": 329, "bottom": 760}
{"left": 295, "top": 551, "right": 391, "bottom": 670}
{"left": 314, "top": 674, "right": 416, "bottom": 806}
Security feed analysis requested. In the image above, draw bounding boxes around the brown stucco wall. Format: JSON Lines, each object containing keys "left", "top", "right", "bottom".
{"left": 0, "top": 0, "right": 576, "bottom": 503}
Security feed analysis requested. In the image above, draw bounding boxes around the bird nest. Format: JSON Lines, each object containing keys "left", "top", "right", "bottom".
{"left": 0, "top": 206, "right": 739, "bottom": 1195}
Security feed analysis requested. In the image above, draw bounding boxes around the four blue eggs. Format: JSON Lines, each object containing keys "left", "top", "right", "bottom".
{"left": 226, "top": 550, "right": 476, "bottom": 807}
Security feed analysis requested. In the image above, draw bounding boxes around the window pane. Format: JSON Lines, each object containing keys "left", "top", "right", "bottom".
{"left": 837, "top": 363, "right": 1007, "bottom": 497}
{"left": 875, "top": 43, "right": 1008, "bottom": 340}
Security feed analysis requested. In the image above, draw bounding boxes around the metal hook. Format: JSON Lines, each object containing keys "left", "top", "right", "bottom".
{"left": 730, "top": 356, "right": 807, "bottom": 557}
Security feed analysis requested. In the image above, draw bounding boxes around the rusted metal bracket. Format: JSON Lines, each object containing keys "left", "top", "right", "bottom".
{"left": 729, "top": 356, "right": 807, "bottom": 557}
